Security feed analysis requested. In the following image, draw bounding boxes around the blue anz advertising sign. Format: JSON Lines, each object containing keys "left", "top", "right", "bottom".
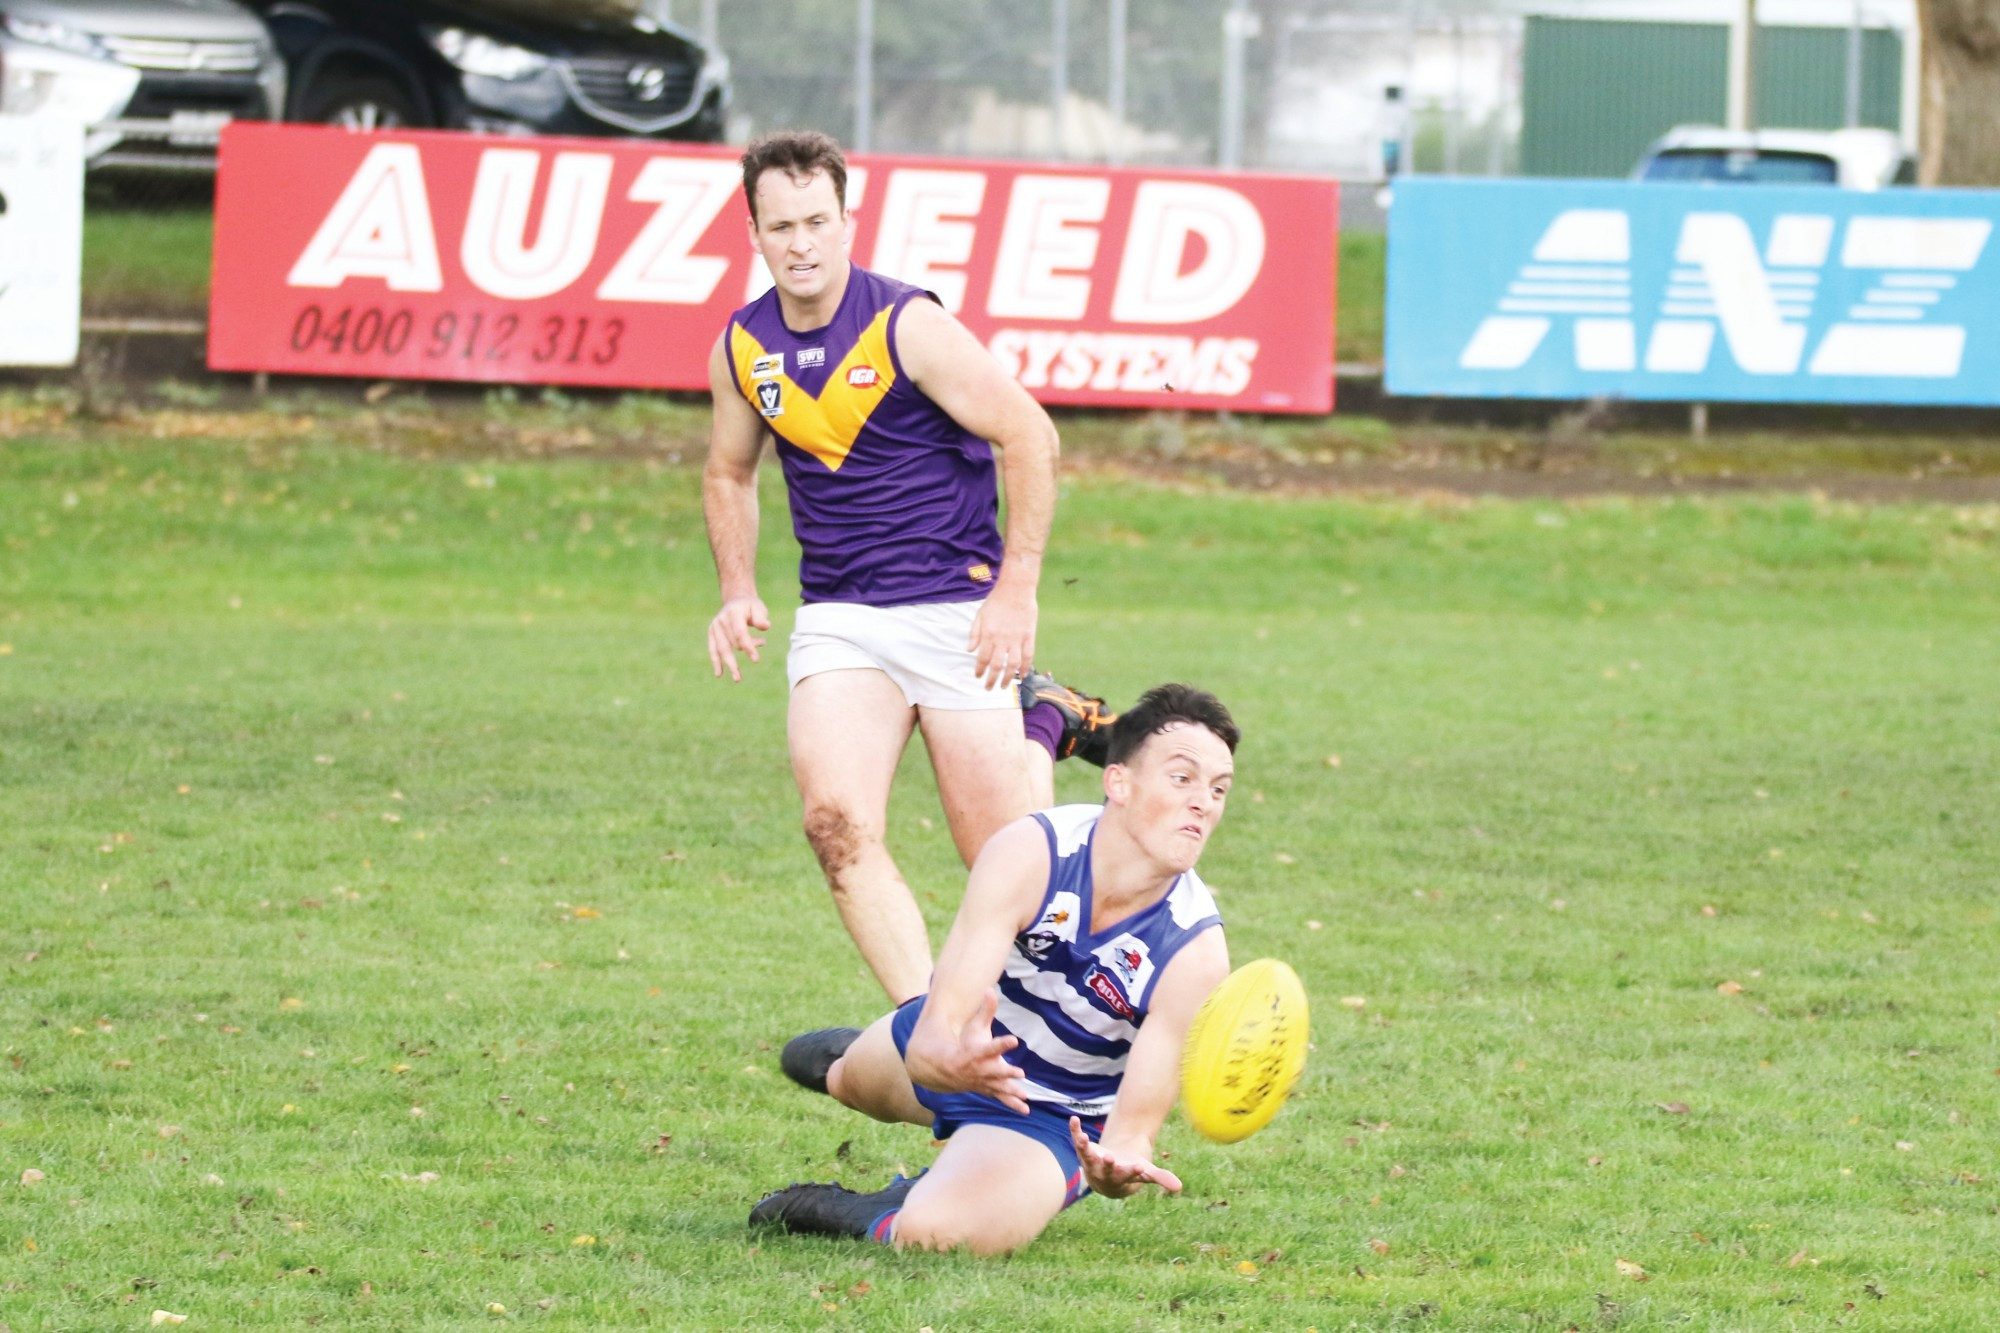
{"left": 1386, "top": 178, "right": 2000, "bottom": 405}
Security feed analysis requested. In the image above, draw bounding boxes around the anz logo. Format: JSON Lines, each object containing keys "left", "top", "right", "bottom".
{"left": 1459, "top": 209, "right": 1993, "bottom": 380}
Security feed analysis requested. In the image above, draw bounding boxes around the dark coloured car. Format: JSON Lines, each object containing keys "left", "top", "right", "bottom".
{"left": 249, "top": 0, "right": 728, "bottom": 141}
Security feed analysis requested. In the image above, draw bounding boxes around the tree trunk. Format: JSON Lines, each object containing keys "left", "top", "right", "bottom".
{"left": 1917, "top": 0, "right": 2000, "bottom": 184}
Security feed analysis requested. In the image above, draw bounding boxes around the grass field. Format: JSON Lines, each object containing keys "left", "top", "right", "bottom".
{"left": 81, "top": 209, "right": 217, "bottom": 319}
{"left": 3, "top": 396, "right": 1998, "bottom": 1331}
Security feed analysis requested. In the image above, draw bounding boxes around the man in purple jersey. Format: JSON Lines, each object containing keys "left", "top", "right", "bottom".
{"left": 749, "top": 685, "right": 1238, "bottom": 1255}
{"left": 703, "top": 129, "right": 1114, "bottom": 1006}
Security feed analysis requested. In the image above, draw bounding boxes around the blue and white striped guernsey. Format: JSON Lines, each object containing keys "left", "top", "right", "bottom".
{"left": 997, "top": 804, "right": 1224, "bottom": 1118}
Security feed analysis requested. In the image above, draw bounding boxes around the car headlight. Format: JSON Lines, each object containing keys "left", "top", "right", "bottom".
{"left": 424, "top": 26, "right": 548, "bottom": 81}
{"left": 1, "top": 12, "right": 109, "bottom": 60}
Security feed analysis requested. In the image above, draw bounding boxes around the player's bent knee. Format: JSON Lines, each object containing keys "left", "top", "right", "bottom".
{"left": 890, "top": 1201, "right": 1034, "bottom": 1257}
{"left": 800, "top": 804, "right": 872, "bottom": 875}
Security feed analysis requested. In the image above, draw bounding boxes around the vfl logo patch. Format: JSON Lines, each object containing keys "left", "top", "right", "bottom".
{"left": 847, "top": 365, "right": 880, "bottom": 388}
{"left": 755, "top": 379, "right": 783, "bottom": 419}
{"left": 967, "top": 563, "right": 992, "bottom": 584}
{"left": 1086, "top": 968, "right": 1135, "bottom": 1019}
{"left": 797, "top": 347, "right": 826, "bottom": 368}
{"left": 1017, "top": 930, "right": 1061, "bottom": 962}
{"left": 750, "top": 353, "right": 782, "bottom": 379}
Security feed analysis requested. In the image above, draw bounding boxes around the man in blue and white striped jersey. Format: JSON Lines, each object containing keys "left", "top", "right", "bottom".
{"left": 751, "top": 683, "right": 1239, "bottom": 1254}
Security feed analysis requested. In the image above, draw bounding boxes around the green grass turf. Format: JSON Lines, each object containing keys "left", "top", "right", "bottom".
{"left": 1337, "top": 231, "right": 1384, "bottom": 366}
{"left": 81, "top": 209, "right": 215, "bottom": 318}
{"left": 2, "top": 403, "right": 1998, "bottom": 1330}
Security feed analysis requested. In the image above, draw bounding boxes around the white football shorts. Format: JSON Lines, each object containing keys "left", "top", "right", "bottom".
{"left": 786, "top": 600, "right": 1020, "bottom": 710}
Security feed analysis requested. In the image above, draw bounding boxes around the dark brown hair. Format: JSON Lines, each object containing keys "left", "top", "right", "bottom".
{"left": 740, "top": 130, "right": 848, "bottom": 223}
{"left": 1105, "top": 684, "right": 1240, "bottom": 765}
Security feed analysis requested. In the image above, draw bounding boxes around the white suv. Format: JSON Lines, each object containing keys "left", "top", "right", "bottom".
{"left": 0, "top": 0, "right": 284, "bottom": 171}
{"left": 1632, "top": 126, "right": 1915, "bottom": 190}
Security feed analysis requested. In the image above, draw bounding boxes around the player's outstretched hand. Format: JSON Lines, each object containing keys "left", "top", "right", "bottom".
{"left": 1069, "top": 1117, "right": 1184, "bottom": 1199}
{"left": 908, "top": 989, "right": 1030, "bottom": 1113}
{"left": 707, "top": 596, "right": 770, "bottom": 681}
{"left": 967, "top": 584, "right": 1036, "bottom": 691}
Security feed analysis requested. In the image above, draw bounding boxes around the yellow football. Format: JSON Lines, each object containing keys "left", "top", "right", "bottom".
{"left": 1180, "top": 958, "right": 1309, "bottom": 1143}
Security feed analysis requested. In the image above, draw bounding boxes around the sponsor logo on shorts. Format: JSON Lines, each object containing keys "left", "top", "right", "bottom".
{"left": 1086, "top": 967, "right": 1135, "bottom": 1019}
{"left": 756, "top": 379, "right": 783, "bottom": 418}
{"left": 750, "top": 353, "right": 782, "bottom": 379}
{"left": 847, "top": 365, "right": 880, "bottom": 388}
{"left": 967, "top": 563, "right": 992, "bottom": 583}
{"left": 797, "top": 347, "right": 826, "bottom": 368}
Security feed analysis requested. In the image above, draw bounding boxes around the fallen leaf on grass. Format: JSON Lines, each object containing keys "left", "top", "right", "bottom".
{"left": 19, "top": 1170, "right": 44, "bottom": 1186}
{"left": 1340, "top": 996, "right": 1367, "bottom": 1010}
{"left": 1717, "top": 980, "right": 1745, "bottom": 995}
{"left": 1615, "top": 1257, "right": 1647, "bottom": 1281}
{"left": 1655, "top": 1102, "right": 1691, "bottom": 1115}
{"left": 1235, "top": 1260, "right": 1259, "bottom": 1277}
{"left": 572, "top": 907, "right": 601, "bottom": 920}
{"left": 1368, "top": 1238, "right": 1391, "bottom": 1256}
{"left": 1786, "top": 1250, "right": 1814, "bottom": 1268}
{"left": 149, "top": 1313, "right": 187, "bottom": 1327}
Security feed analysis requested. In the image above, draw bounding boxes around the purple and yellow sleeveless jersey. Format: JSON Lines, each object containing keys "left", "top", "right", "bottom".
{"left": 726, "top": 265, "right": 1005, "bottom": 607}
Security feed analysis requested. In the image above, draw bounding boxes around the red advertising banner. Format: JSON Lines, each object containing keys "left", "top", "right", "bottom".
{"left": 209, "top": 124, "right": 1338, "bottom": 413}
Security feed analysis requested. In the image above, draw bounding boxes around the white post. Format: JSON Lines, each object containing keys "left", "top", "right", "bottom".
{"left": 1108, "top": 0, "right": 1128, "bottom": 164}
{"left": 700, "top": 0, "right": 718, "bottom": 46}
{"left": 854, "top": 0, "right": 874, "bottom": 150}
{"left": 1052, "top": 0, "right": 1069, "bottom": 158}
{"left": 1219, "top": 0, "right": 1252, "bottom": 167}
{"left": 1727, "top": 0, "right": 1758, "bottom": 131}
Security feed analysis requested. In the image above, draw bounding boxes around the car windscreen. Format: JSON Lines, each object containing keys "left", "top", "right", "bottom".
{"left": 1640, "top": 149, "right": 1839, "bottom": 185}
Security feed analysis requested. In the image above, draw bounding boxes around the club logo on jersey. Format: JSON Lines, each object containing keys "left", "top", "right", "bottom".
{"left": 756, "top": 379, "right": 783, "bottom": 418}
{"left": 1085, "top": 967, "right": 1135, "bottom": 1019}
{"left": 797, "top": 347, "right": 826, "bottom": 368}
{"left": 750, "top": 353, "right": 782, "bottom": 379}
{"left": 1016, "top": 929, "right": 1062, "bottom": 962}
{"left": 846, "top": 365, "right": 880, "bottom": 388}
{"left": 1111, "top": 946, "right": 1144, "bottom": 982}
{"left": 967, "top": 563, "right": 993, "bottom": 584}
{"left": 1040, "top": 909, "right": 1069, "bottom": 926}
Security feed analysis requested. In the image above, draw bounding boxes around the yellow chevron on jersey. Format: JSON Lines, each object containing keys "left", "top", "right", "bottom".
{"left": 729, "top": 308, "right": 899, "bottom": 473}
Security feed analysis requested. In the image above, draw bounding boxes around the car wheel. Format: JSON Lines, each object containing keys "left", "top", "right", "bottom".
{"left": 300, "top": 75, "right": 423, "bottom": 131}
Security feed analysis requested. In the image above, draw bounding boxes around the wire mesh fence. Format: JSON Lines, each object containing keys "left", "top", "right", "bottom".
{"left": 66, "top": 0, "right": 1475, "bottom": 329}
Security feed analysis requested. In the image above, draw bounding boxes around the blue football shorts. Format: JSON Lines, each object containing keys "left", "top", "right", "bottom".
{"left": 890, "top": 995, "right": 1101, "bottom": 1208}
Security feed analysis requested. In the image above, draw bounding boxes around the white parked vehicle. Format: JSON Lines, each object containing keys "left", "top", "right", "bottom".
{"left": 1631, "top": 125, "right": 1915, "bottom": 190}
{"left": 0, "top": 0, "right": 284, "bottom": 171}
